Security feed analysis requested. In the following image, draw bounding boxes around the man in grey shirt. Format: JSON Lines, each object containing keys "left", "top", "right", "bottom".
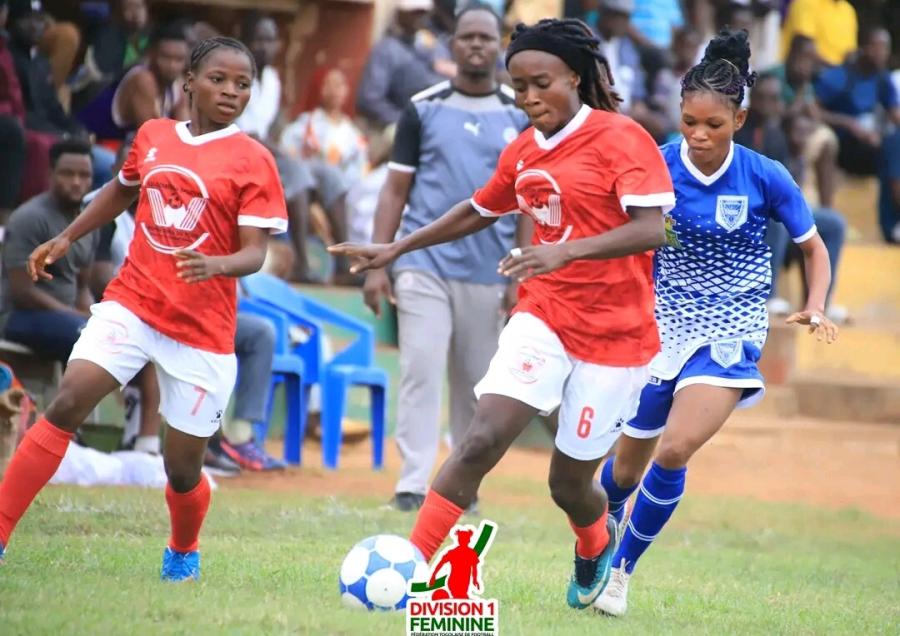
{"left": 1, "top": 138, "right": 99, "bottom": 363}
{"left": 355, "top": 0, "right": 446, "bottom": 129}
{"left": 364, "top": 4, "right": 530, "bottom": 511}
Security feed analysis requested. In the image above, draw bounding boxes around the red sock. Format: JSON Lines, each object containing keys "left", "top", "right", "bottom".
{"left": 409, "top": 490, "right": 465, "bottom": 561}
{"left": 0, "top": 418, "right": 73, "bottom": 547}
{"left": 165, "top": 475, "right": 211, "bottom": 553}
{"left": 568, "top": 507, "right": 610, "bottom": 559}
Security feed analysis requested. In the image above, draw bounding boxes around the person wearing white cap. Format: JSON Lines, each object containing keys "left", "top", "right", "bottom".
{"left": 356, "top": 0, "right": 444, "bottom": 129}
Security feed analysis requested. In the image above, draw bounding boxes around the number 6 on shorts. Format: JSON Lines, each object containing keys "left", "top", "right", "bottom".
{"left": 577, "top": 406, "right": 594, "bottom": 439}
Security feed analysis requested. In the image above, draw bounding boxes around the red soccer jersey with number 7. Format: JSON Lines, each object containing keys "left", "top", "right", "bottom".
{"left": 103, "top": 118, "right": 288, "bottom": 354}
{"left": 471, "top": 106, "right": 675, "bottom": 366}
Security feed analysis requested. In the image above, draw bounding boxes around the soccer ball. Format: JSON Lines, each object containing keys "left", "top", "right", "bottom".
{"left": 339, "top": 534, "right": 429, "bottom": 611}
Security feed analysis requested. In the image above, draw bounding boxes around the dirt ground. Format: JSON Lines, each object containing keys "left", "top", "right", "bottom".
{"left": 223, "top": 413, "right": 900, "bottom": 521}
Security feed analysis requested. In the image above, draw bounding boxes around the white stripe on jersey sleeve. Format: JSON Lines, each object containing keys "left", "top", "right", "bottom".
{"left": 791, "top": 225, "right": 818, "bottom": 244}
{"left": 620, "top": 192, "right": 676, "bottom": 214}
{"left": 470, "top": 198, "right": 518, "bottom": 217}
{"left": 238, "top": 215, "right": 289, "bottom": 234}
{"left": 387, "top": 161, "right": 416, "bottom": 174}
{"left": 118, "top": 171, "right": 140, "bottom": 187}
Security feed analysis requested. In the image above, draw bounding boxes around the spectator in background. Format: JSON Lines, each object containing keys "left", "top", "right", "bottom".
{"left": 345, "top": 133, "right": 393, "bottom": 246}
{"left": 780, "top": 0, "right": 857, "bottom": 67}
{"left": 593, "top": 0, "right": 666, "bottom": 141}
{"left": 356, "top": 0, "right": 444, "bottom": 130}
{"left": 280, "top": 67, "right": 368, "bottom": 192}
{"left": 363, "top": 5, "right": 528, "bottom": 511}
{"left": 216, "top": 311, "right": 286, "bottom": 472}
{"left": 734, "top": 73, "right": 789, "bottom": 161}
{"left": 768, "top": 111, "right": 846, "bottom": 319}
{"left": 0, "top": 139, "right": 98, "bottom": 363}
{"left": 879, "top": 127, "right": 900, "bottom": 243}
{"left": 767, "top": 35, "right": 838, "bottom": 209}
{"left": 7, "top": 0, "right": 115, "bottom": 189}
{"left": 0, "top": 0, "right": 26, "bottom": 224}
{"left": 816, "top": 27, "right": 900, "bottom": 176}
{"left": 626, "top": 0, "right": 682, "bottom": 79}
{"left": 70, "top": 0, "right": 149, "bottom": 115}
{"left": 235, "top": 12, "right": 281, "bottom": 140}
{"left": 649, "top": 25, "right": 701, "bottom": 140}
{"left": 76, "top": 23, "right": 189, "bottom": 140}
{"left": 236, "top": 12, "right": 350, "bottom": 284}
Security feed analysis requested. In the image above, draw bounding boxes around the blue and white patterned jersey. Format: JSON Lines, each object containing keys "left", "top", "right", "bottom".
{"left": 650, "top": 140, "right": 816, "bottom": 379}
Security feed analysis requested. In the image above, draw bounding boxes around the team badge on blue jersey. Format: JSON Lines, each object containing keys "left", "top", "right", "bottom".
{"left": 715, "top": 195, "right": 749, "bottom": 232}
{"left": 710, "top": 339, "right": 743, "bottom": 368}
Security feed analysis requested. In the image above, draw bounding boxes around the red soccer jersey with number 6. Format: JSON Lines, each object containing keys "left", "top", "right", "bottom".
{"left": 472, "top": 106, "right": 675, "bottom": 366}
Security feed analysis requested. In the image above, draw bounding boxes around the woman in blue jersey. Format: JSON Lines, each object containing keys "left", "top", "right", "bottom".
{"left": 592, "top": 30, "right": 838, "bottom": 616}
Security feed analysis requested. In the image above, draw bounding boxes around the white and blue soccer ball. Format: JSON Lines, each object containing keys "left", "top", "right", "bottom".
{"left": 339, "top": 534, "right": 429, "bottom": 611}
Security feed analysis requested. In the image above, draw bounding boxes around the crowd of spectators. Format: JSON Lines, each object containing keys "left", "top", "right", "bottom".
{"left": 0, "top": 0, "right": 897, "bottom": 478}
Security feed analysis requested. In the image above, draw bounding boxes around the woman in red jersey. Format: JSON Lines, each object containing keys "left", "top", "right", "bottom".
{"left": 0, "top": 37, "right": 288, "bottom": 581}
{"left": 330, "top": 18, "right": 674, "bottom": 609}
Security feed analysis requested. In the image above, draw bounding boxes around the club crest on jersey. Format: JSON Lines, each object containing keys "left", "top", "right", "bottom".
{"left": 514, "top": 169, "right": 573, "bottom": 244}
{"left": 509, "top": 346, "right": 545, "bottom": 384}
{"left": 715, "top": 195, "right": 748, "bottom": 232}
{"left": 139, "top": 164, "right": 210, "bottom": 254}
{"left": 710, "top": 339, "right": 743, "bottom": 368}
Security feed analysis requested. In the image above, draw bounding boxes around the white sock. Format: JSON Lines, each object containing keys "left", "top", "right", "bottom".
{"left": 134, "top": 435, "right": 160, "bottom": 455}
{"left": 224, "top": 418, "right": 253, "bottom": 445}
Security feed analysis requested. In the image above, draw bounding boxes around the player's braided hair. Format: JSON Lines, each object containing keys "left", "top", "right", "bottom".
{"left": 505, "top": 18, "right": 621, "bottom": 113}
{"left": 681, "top": 28, "right": 757, "bottom": 108}
{"left": 190, "top": 36, "right": 257, "bottom": 79}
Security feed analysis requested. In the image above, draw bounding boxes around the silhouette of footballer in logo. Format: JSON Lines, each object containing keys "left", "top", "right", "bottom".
{"left": 428, "top": 528, "right": 482, "bottom": 600}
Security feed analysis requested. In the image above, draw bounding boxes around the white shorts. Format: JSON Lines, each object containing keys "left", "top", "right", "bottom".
{"left": 474, "top": 312, "right": 649, "bottom": 461}
{"left": 69, "top": 301, "right": 237, "bottom": 438}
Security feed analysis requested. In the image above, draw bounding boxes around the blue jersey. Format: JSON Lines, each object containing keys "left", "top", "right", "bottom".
{"left": 650, "top": 140, "right": 816, "bottom": 378}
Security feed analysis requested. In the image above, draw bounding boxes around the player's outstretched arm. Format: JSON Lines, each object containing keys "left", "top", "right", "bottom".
{"left": 175, "top": 226, "right": 269, "bottom": 283}
{"left": 786, "top": 232, "right": 838, "bottom": 343}
{"left": 500, "top": 206, "right": 665, "bottom": 281}
{"left": 28, "top": 179, "right": 139, "bottom": 282}
{"left": 329, "top": 200, "right": 497, "bottom": 274}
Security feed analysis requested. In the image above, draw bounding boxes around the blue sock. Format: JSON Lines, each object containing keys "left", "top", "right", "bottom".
{"left": 599, "top": 456, "right": 639, "bottom": 525}
{"left": 613, "top": 462, "right": 686, "bottom": 574}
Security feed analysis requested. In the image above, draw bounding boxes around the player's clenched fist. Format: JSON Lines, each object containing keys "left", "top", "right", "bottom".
{"left": 175, "top": 250, "right": 226, "bottom": 283}
{"left": 27, "top": 236, "right": 72, "bottom": 281}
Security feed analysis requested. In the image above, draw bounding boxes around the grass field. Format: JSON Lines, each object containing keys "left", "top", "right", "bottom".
{"left": 1, "top": 482, "right": 897, "bottom": 635}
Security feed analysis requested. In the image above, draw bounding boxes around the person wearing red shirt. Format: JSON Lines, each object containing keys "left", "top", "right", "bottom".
{"left": 331, "top": 18, "right": 674, "bottom": 609}
{"left": 0, "top": 37, "right": 288, "bottom": 582}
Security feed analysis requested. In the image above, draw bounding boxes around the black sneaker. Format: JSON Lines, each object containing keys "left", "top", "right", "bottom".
{"left": 390, "top": 492, "right": 425, "bottom": 512}
{"left": 204, "top": 438, "right": 241, "bottom": 476}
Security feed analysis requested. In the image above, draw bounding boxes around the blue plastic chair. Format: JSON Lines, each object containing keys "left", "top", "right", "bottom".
{"left": 238, "top": 298, "right": 308, "bottom": 465}
{"left": 242, "top": 273, "right": 388, "bottom": 470}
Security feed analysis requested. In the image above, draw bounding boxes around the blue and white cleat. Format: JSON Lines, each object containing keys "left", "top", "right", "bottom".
{"left": 0, "top": 542, "right": 5, "bottom": 563}
{"left": 566, "top": 516, "right": 620, "bottom": 609}
{"left": 160, "top": 547, "right": 200, "bottom": 582}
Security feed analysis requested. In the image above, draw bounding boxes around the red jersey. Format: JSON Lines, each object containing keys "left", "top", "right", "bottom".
{"left": 471, "top": 106, "right": 674, "bottom": 366}
{"left": 105, "top": 119, "right": 288, "bottom": 354}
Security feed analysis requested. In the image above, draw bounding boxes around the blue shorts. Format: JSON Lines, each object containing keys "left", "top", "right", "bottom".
{"left": 624, "top": 340, "right": 765, "bottom": 439}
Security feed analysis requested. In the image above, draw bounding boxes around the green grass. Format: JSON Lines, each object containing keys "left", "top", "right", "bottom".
{"left": 1, "top": 487, "right": 898, "bottom": 635}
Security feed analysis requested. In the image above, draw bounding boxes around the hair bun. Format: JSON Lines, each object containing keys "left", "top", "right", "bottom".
{"left": 702, "top": 28, "right": 752, "bottom": 79}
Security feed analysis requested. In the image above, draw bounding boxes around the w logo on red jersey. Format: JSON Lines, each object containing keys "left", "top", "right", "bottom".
{"left": 146, "top": 188, "right": 206, "bottom": 231}
{"left": 139, "top": 164, "right": 211, "bottom": 254}
{"left": 514, "top": 169, "right": 573, "bottom": 245}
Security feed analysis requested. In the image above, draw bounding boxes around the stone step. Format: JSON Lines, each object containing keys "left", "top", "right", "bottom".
{"left": 747, "top": 375, "right": 899, "bottom": 424}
